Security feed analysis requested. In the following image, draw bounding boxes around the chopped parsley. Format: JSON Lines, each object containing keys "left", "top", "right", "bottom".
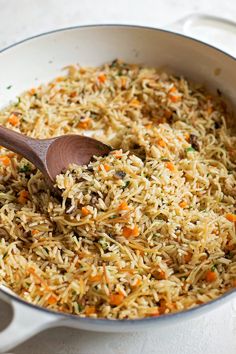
{"left": 122, "top": 180, "right": 130, "bottom": 189}
{"left": 6, "top": 85, "right": 12, "bottom": 90}
{"left": 186, "top": 147, "right": 196, "bottom": 153}
{"left": 19, "top": 164, "right": 31, "bottom": 173}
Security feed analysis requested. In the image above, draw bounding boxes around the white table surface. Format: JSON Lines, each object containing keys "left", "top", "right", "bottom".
{"left": 1, "top": 1, "right": 236, "bottom": 353}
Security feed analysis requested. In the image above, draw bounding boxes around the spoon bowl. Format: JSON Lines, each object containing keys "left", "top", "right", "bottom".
{"left": 0, "top": 125, "right": 112, "bottom": 185}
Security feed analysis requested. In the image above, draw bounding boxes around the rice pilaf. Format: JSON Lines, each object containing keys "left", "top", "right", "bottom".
{"left": 0, "top": 60, "right": 235, "bottom": 319}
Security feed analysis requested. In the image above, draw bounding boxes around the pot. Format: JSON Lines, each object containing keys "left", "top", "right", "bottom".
{"left": 0, "top": 13, "right": 236, "bottom": 353}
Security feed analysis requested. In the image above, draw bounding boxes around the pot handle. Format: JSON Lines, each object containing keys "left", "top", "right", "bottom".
{"left": 0, "top": 291, "right": 61, "bottom": 353}
{"left": 167, "top": 14, "right": 236, "bottom": 57}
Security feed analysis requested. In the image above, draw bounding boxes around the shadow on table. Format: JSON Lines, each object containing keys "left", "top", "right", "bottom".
{"left": 14, "top": 326, "right": 147, "bottom": 354}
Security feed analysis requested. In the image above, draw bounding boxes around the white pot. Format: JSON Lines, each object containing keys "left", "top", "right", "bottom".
{"left": 0, "top": 14, "right": 236, "bottom": 353}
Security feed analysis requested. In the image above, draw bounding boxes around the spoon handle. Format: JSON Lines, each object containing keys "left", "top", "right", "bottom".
{"left": 0, "top": 125, "right": 46, "bottom": 171}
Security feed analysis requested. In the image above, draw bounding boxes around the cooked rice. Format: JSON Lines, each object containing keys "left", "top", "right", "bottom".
{"left": 0, "top": 60, "right": 236, "bottom": 319}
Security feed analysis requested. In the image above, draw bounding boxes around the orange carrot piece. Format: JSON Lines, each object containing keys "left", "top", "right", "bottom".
{"left": 7, "top": 114, "right": 19, "bottom": 126}
{"left": 123, "top": 227, "right": 132, "bottom": 238}
{"left": 89, "top": 274, "right": 102, "bottom": 282}
{"left": 179, "top": 201, "right": 187, "bottom": 208}
{"left": 31, "top": 229, "right": 39, "bottom": 235}
{"left": 98, "top": 73, "right": 106, "bottom": 83}
{"left": 18, "top": 190, "right": 29, "bottom": 204}
{"left": 130, "top": 98, "right": 141, "bottom": 106}
{"left": 81, "top": 207, "right": 90, "bottom": 216}
{"left": 169, "top": 86, "right": 177, "bottom": 93}
{"left": 99, "top": 164, "right": 110, "bottom": 172}
{"left": 29, "top": 88, "right": 36, "bottom": 95}
{"left": 0, "top": 156, "right": 11, "bottom": 166}
{"left": 185, "top": 133, "right": 190, "bottom": 142}
{"left": 170, "top": 95, "right": 181, "bottom": 103}
{"left": 123, "top": 225, "right": 139, "bottom": 238}
{"left": 78, "top": 118, "right": 92, "bottom": 129}
{"left": 157, "top": 139, "right": 166, "bottom": 148}
{"left": 109, "top": 293, "right": 124, "bottom": 306}
{"left": 226, "top": 213, "right": 236, "bottom": 222}
{"left": 165, "top": 162, "right": 175, "bottom": 172}
{"left": 118, "top": 201, "right": 129, "bottom": 211}
{"left": 205, "top": 270, "right": 217, "bottom": 282}
{"left": 85, "top": 306, "right": 96, "bottom": 315}
{"left": 47, "top": 295, "right": 57, "bottom": 305}
{"left": 131, "top": 225, "right": 139, "bottom": 237}
{"left": 55, "top": 76, "right": 64, "bottom": 82}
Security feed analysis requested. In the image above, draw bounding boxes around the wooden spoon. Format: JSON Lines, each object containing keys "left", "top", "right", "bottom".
{"left": 0, "top": 125, "right": 112, "bottom": 186}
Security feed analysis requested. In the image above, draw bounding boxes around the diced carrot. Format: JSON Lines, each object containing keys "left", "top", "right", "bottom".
{"left": 184, "top": 252, "right": 192, "bottom": 263}
{"left": 29, "top": 88, "right": 36, "bottom": 95}
{"left": 7, "top": 114, "right": 19, "bottom": 126}
{"left": 207, "top": 106, "right": 213, "bottom": 115}
{"left": 123, "top": 225, "right": 139, "bottom": 238}
{"left": 179, "top": 201, "right": 187, "bottom": 208}
{"left": 152, "top": 269, "right": 166, "bottom": 280}
{"left": 169, "top": 86, "right": 177, "bottom": 93}
{"left": 145, "top": 123, "right": 153, "bottom": 129}
{"left": 170, "top": 95, "right": 181, "bottom": 103}
{"left": 123, "top": 227, "right": 132, "bottom": 237}
{"left": 31, "top": 229, "right": 39, "bottom": 235}
{"left": 70, "top": 91, "right": 77, "bottom": 98}
{"left": 205, "top": 270, "right": 217, "bottom": 282}
{"left": 157, "top": 139, "right": 166, "bottom": 148}
{"left": 121, "top": 77, "right": 127, "bottom": 88}
{"left": 165, "top": 162, "right": 175, "bottom": 172}
{"left": 185, "top": 133, "right": 190, "bottom": 142}
{"left": 18, "top": 190, "right": 29, "bottom": 204}
{"left": 98, "top": 164, "right": 110, "bottom": 172}
{"left": 118, "top": 201, "right": 129, "bottom": 211}
{"left": 226, "top": 213, "right": 236, "bottom": 222}
{"left": 89, "top": 274, "right": 102, "bottom": 282}
{"left": 131, "top": 225, "right": 139, "bottom": 237}
{"left": 85, "top": 306, "right": 96, "bottom": 315}
{"left": 81, "top": 207, "right": 90, "bottom": 216}
{"left": 130, "top": 98, "right": 141, "bottom": 106}
{"left": 78, "top": 117, "right": 92, "bottom": 129}
{"left": 47, "top": 295, "right": 57, "bottom": 305}
{"left": 56, "top": 76, "right": 64, "bottom": 82}
{"left": 109, "top": 293, "right": 124, "bottom": 306}
{"left": 98, "top": 73, "right": 106, "bottom": 83}
{"left": 103, "top": 164, "right": 111, "bottom": 172}
{"left": 0, "top": 156, "right": 11, "bottom": 166}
